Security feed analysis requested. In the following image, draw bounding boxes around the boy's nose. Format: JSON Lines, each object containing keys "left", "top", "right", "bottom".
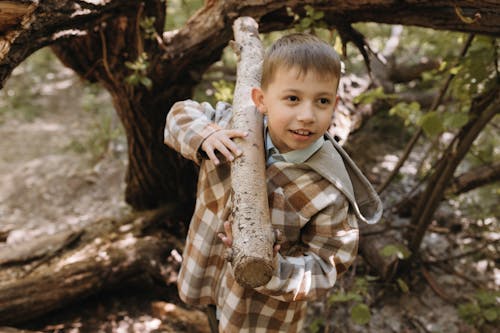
{"left": 296, "top": 104, "right": 315, "bottom": 123}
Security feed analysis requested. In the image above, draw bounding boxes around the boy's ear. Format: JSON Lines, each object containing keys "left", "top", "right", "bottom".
{"left": 333, "top": 95, "right": 339, "bottom": 109}
{"left": 251, "top": 87, "right": 266, "bottom": 114}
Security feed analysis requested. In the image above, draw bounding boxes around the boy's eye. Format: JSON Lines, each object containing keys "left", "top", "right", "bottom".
{"left": 286, "top": 96, "right": 299, "bottom": 102}
{"left": 319, "top": 98, "right": 330, "bottom": 104}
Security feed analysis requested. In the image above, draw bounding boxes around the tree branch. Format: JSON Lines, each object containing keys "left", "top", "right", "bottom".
{"left": 448, "top": 161, "right": 500, "bottom": 195}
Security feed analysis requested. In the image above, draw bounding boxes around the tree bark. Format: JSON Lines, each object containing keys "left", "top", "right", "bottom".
{"left": 228, "top": 17, "right": 274, "bottom": 289}
{"left": 49, "top": 0, "right": 201, "bottom": 211}
{"left": 0, "top": 208, "right": 184, "bottom": 325}
{"left": 448, "top": 161, "right": 500, "bottom": 195}
{"left": 359, "top": 224, "right": 400, "bottom": 281}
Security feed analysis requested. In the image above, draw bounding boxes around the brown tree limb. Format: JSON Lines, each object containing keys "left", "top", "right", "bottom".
{"left": 228, "top": 17, "right": 274, "bottom": 289}
{"left": 394, "top": 161, "right": 500, "bottom": 217}
{"left": 448, "top": 161, "right": 500, "bottom": 195}
{"left": 0, "top": 328, "right": 37, "bottom": 333}
{"left": 2, "top": 0, "right": 500, "bottom": 88}
{"left": 0, "top": 1, "right": 34, "bottom": 33}
{"left": 388, "top": 58, "right": 442, "bottom": 83}
{"left": 0, "top": 208, "right": 184, "bottom": 325}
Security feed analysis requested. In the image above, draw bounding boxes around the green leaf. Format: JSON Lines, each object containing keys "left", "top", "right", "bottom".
{"left": 475, "top": 290, "right": 499, "bottom": 307}
{"left": 396, "top": 278, "right": 410, "bottom": 293}
{"left": 305, "top": 5, "right": 315, "bottom": 16}
{"left": 458, "top": 302, "right": 481, "bottom": 322}
{"left": 380, "top": 244, "right": 412, "bottom": 259}
{"left": 351, "top": 303, "right": 371, "bottom": 325}
{"left": 140, "top": 76, "right": 153, "bottom": 89}
{"left": 419, "top": 111, "right": 444, "bottom": 137}
{"left": 443, "top": 112, "right": 469, "bottom": 129}
{"left": 313, "top": 11, "right": 324, "bottom": 20}
{"left": 300, "top": 17, "right": 312, "bottom": 28}
{"left": 125, "top": 61, "right": 139, "bottom": 70}
{"left": 125, "top": 74, "right": 139, "bottom": 86}
{"left": 439, "top": 61, "right": 448, "bottom": 71}
{"left": 483, "top": 308, "right": 498, "bottom": 322}
{"left": 309, "top": 318, "right": 325, "bottom": 333}
{"left": 353, "top": 87, "right": 386, "bottom": 104}
{"left": 365, "top": 275, "right": 380, "bottom": 282}
{"left": 329, "top": 291, "right": 363, "bottom": 304}
{"left": 449, "top": 65, "right": 462, "bottom": 75}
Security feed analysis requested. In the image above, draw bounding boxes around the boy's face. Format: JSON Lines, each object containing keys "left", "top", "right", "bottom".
{"left": 252, "top": 66, "right": 339, "bottom": 153}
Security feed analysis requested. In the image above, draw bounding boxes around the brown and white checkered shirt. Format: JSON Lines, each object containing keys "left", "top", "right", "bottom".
{"left": 164, "top": 100, "right": 367, "bottom": 332}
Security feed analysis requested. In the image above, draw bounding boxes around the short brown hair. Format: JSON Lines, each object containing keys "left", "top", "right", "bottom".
{"left": 261, "top": 33, "right": 341, "bottom": 90}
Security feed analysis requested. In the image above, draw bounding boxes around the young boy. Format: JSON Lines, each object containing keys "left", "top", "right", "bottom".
{"left": 164, "top": 33, "right": 382, "bottom": 333}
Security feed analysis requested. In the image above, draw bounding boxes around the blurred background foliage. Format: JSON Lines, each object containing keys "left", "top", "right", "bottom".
{"left": 0, "top": 0, "right": 498, "bottom": 330}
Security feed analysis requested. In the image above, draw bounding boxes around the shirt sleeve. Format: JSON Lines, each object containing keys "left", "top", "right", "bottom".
{"left": 164, "top": 100, "right": 233, "bottom": 164}
{"left": 255, "top": 196, "right": 359, "bottom": 302}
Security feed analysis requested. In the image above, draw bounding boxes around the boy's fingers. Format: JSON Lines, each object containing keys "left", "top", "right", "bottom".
{"left": 221, "top": 137, "right": 242, "bottom": 157}
{"left": 227, "top": 129, "right": 248, "bottom": 138}
{"left": 205, "top": 147, "right": 220, "bottom": 165}
{"left": 218, "top": 232, "right": 230, "bottom": 246}
{"left": 274, "top": 229, "right": 283, "bottom": 244}
{"left": 213, "top": 141, "right": 234, "bottom": 162}
{"left": 224, "top": 221, "right": 233, "bottom": 246}
{"left": 273, "top": 244, "right": 281, "bottom": 256}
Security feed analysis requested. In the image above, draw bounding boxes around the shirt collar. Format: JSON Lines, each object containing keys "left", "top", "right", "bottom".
{"left": 265, "top": 126, "right": 325, "bottom": 165}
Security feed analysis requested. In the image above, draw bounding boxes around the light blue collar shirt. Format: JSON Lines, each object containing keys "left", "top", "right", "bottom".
{"left": 265, "top": 127, "right": 325, "bottom": 166}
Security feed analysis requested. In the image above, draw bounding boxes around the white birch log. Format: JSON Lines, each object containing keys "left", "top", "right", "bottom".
{"left": 229, "top": 17, "right": 274, "bottom": 288}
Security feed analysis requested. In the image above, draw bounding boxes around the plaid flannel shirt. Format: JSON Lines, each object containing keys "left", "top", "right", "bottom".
{"left": 164, "top": 100, "right": 360, "bottom": 332}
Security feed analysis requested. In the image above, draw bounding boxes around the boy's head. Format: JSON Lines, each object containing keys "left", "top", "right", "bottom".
{"left": 261, "top": 33, "right": 341, "bottom": 91}
{"left": 252, "top": 33, "right": 341, "bottom": 153}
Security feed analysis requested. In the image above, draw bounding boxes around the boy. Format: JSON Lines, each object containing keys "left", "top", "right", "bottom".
{"left": 164, "top": 33, "right": 382, "bottom": 332}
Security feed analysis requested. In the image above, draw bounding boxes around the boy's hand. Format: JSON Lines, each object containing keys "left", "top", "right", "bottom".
{"left": 201, "top": 129, "right": 248, "bottom": 165}
{"left": 218, "top": 221, "right": 281, "bottom": 257}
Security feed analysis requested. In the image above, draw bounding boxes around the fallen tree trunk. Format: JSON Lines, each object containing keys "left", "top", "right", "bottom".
{"left": 228, "top": 17, "right": 274, "bottom": 289}
{"left": 0, "top": 208, "right": 183, "bottom": 325}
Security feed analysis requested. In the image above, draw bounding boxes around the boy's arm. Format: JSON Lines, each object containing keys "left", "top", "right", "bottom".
{"left": 164, "top": 100, "right": 232, "bottom": 164}
{"left": 254, "top": 195, "right": 358, "bottom": 302}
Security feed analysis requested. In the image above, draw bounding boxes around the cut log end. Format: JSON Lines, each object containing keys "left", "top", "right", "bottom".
{"left": 233, "top": 256, "right": 273, "bottom": 289}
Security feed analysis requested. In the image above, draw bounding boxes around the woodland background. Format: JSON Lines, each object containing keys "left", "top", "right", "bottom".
{"left": 0, "top": 1, "right": 498, "bottom": 332}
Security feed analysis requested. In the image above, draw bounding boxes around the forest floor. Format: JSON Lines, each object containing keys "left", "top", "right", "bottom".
{"left": 0, "top": 50, "right": 497, "bottom": 333}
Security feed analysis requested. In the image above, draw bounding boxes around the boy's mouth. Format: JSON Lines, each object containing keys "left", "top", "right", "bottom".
{"left": 291, "top": 129, "right": 313, "bottom": 136}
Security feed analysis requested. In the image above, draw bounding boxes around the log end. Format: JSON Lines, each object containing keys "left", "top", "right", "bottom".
{"left": 233, "top": 255, "right": 273, "bottom": 289}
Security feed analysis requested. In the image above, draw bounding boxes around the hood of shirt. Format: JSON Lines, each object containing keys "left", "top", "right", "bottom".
{"left": 303, "top": 133, "right": 383, "bottom": 224}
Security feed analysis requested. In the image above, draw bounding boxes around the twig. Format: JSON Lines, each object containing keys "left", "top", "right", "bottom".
{"left": 135, "top": 3, "right": 144, "bottom": 56}
{"left": 405, "top": 312, "right": 432, "bottom": 333}
{"left": 493, "top": 38, "right": 499, "bottom": 79}
{"left": 99, "top": 26, "right": 117, "bottom": 85}
{"left": 420, "top": 266, "right": 455, "bottom": 303}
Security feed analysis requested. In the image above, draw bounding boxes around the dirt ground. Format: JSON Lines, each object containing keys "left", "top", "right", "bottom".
{"left": 0, "top": 52, "right": 497, "bottom": 333}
